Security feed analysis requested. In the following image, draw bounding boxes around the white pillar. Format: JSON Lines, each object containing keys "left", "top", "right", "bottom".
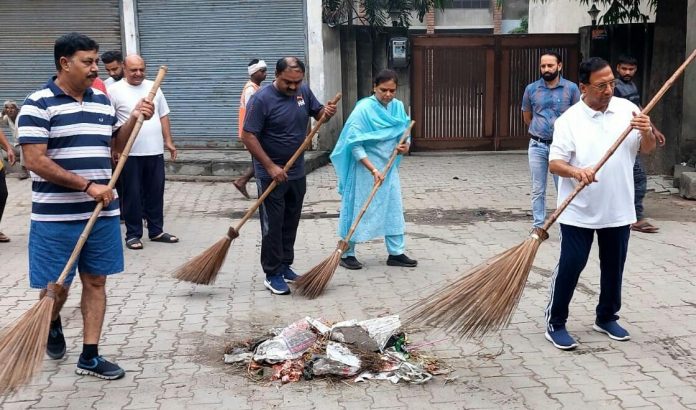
{"left": 305, "top": 0, "right": 343, "bottom": 150}
{"left": 121, "top": 0, "right": 139, "bottom": 55}
{"left": 306, "top": 0, "right": 327, "bottom": 104}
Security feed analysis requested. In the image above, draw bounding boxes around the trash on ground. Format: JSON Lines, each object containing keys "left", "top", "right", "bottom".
{"left": 223, "top": 315, "right": 448, "bottom": 385}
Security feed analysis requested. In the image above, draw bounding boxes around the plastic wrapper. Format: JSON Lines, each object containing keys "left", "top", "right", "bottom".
{"left": 253, "top": 319, "right": 317, "bottom": 363}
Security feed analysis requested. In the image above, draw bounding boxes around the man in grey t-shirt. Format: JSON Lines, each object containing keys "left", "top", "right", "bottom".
{"left": 613, "top": 55, "right": 665, "bottom": 234}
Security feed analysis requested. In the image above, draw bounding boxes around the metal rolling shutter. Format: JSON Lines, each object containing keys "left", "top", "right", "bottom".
{"left": 136, "top": 0, "right": 307, "bottom": 147}
{"left": 0, "top": 1, "right": 122, "bottom": 106}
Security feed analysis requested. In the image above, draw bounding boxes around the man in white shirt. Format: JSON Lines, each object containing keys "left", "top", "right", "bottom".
{"left": 108, "top": 54, "right": 178, "bottom": 250}
{"left": 1, "top": 100, "right": 29, "bottom": 179}
{"left": 545, "top": 57, "right": 656, "bottom": 350}
{"left": 233, "top": 58, "right": 267, "bottom": 199}
{"left": 101, "top": 50, "right": 124, "bottom": 87}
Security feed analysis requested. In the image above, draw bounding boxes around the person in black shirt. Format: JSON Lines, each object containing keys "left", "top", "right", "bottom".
{"left": 613, "top": 55, "right": 665, "bottom": 234}
{"left": 241, "top": 57, "right": 337, "bottom": 295}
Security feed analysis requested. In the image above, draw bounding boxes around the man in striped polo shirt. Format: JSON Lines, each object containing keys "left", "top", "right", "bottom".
{"left": 18, "top": 32, "right": 154, "bottom": 380}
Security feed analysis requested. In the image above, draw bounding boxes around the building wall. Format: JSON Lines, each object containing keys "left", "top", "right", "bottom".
{"left": 435, "top": 9, "right": 492, "bottom": 29}
{"left": 528, "top": 0, "right": 655, "bottom": 34}
{"left": 682, "top": 0, "right": 696, "bottom": 164}
{"left": 408, "top": 9, "right": 493, "bottom": 31}
{"left": 307, "top": 0, "right": 343, "bottom": 150}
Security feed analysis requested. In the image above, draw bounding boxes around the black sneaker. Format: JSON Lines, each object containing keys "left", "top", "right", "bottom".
{"left": 387, "top": 254, "right": 418, "bottom": 267}
{"left": 75, "top": 355, "right": 125, "bottom": 380}
{"left": 46, "top": 316, "right": 66, "bottom": 360}
{"left": 339, "top": 256, "right": 363, "bottom": 270}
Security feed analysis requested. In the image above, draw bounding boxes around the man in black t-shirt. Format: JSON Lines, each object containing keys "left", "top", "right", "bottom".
{"left": 241, "top": 57, "right": 337, "bottom": 295}
{"left": 613, "top": 55, "right": 665, "bottom": 234}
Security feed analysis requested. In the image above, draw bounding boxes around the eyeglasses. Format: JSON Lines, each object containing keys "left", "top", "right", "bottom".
{"left": 588, "top": 79, "right": 617, "bottom": 91}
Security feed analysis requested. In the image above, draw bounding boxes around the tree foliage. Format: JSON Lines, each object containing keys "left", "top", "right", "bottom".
{"left": 508, "top": 16, "right": 528, "bottom": 34}
{"left": 530, "top": 0, "right": 658, "bottom": 24}
{"left": 322, "top": 0, "right": 450, "bottom": 28}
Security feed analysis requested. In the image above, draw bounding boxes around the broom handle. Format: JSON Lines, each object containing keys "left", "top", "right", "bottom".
{"left": 232, "top": 93, "right": 342, "bottom": 231}
{"left": 542, "top": 49, "right": 696, "bottom": 232}
{"left": 55, "top": 66, "right": 168, "bottom": 285}
{"left": 343, "top": 120, "right": 415, "bottom": 243}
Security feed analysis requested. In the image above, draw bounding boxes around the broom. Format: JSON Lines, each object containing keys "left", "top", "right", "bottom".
{"left": 172, "top": 93, "right": 342, "bottom": 285}
{"left": 295, "top": 120, "right": 416, "bottom": 299}
{"left": 0, "top": 67, "right": 168, "bottom": 395}
{"left": 406, "top": 49, "right": 696, "bottom": 339}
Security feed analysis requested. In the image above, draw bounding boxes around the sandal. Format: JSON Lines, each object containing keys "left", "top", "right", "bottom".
{"left": 0, "top": 232, "right": 10, "bottom": 242}
{"left": 631, "top": 220, "right": 659, "bottom": 233}
{"left": 150, "top": 232, "right": 179, "bottom": 243}
{"left": 126, "top": 238, "right": 143, "bottom": 250}
{"left": 233, "top": 180, "right": 251, "bottom": 199}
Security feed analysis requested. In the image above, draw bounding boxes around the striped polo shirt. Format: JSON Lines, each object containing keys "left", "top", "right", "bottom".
{"left": 18, "top": 78, "right": 119, "bottom": 222}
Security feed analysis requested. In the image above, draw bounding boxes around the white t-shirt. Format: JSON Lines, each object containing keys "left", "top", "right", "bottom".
{"left": 549, "top": 97, "right": 642, "bottom": 229}
{"left": 104, "top": 77, "right": 116, "bottom": 87}
{"left": 108, "top": 79, "right": 170, "bottom": 156}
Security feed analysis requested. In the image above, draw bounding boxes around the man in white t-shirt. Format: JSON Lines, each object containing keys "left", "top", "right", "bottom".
{"left": 108, "top": 54, "right": 178, "bottom": 250}
{"left": 544, "top": 57, "right": 656, "bottom": 351}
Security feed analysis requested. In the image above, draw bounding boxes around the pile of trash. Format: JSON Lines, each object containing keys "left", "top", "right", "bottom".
{"left": 223, "top": 315, "right": 447, "bottom": 384}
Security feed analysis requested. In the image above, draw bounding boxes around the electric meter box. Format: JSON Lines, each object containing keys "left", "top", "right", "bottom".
{"left": 388, "top": 37, "right": 409, "bottom": 69}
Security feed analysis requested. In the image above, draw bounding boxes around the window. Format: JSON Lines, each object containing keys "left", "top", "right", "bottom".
{"left": 447, "top": 0, "right": 490, "bottom": 8}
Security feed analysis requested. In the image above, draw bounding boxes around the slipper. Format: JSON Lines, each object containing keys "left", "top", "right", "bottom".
{"left": 150, "top": 232, "right": 179, "bottom": 243}
{"left": 126, "top": 238, "right": 143, "bottom": 250}
{"left": 631, "top": 220, "right": 659, "bottom": 233}
{"left": 0, "top": 232, "right": 10, "bottom": 242}
{"left": 233, "top": 181, "right": 251, "bottom": 199}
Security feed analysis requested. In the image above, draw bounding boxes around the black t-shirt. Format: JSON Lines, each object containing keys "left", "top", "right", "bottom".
{"left": 614, "top": 79, "right": 641, "bottom": 107}
{"left": 243, "top": 83, "right": 323, "bottom": 180}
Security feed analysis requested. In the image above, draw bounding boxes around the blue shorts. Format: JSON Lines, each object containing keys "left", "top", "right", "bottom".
{"left": 29, "top": 216, "right": 124, "bottom": 289}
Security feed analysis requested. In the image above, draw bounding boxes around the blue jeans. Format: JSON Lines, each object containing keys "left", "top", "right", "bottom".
{"left": 633, "top": 155, "right": 647, "bottom": 220}
{"left": 528, "top": 139, "right": 558, "bottom": 228}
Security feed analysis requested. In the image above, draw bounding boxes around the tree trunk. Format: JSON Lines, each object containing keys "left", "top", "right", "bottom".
{"left": 644, "top": 0, "right": 687, "bottom": 174}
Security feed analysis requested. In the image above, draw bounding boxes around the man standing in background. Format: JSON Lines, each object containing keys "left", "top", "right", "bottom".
{"left": 522, "top": 51, "right": 581, "bottom": 229}
{"left": 109, "top": 54, "right": 178, "bottom": 250}
{"left": 1, "top": 100, "right": 29, "bottom": 179}
{"left": 0, "top": 128, "right": 16, "bottom": 242}
{"left": 233, "top": 59, "right": 267, "bottom": 199}
{"left": 102, "top": 50, "right": 124, "bottom": 87}
{"left": 613, "top": 54, "right": 666, "bottom": 234}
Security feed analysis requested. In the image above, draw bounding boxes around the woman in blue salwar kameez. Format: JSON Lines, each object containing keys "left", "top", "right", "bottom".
{"left": 330, "top": 69, "right": 417, "bottom": 270}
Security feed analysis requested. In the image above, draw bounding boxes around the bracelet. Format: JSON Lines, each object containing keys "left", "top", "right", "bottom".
{"left": 82, "top": 181, "right": 94, "bottom": 193}
{"left": 371, "top": 169, "right": 379, "bottom": 175}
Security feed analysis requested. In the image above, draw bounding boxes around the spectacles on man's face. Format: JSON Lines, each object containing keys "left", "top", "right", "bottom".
{"left": 588, "top": 79, "right": 617, "bottom": 91}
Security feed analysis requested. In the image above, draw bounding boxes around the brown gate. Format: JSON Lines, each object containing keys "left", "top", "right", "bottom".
{"left": 411, "top": 34, "right": 579, "bottom": 151}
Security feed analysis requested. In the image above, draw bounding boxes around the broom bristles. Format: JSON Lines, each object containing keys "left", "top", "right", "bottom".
{"left": 406, "top": 235, "right": 543, "bottom": 339}
{"left": 294, "top": 249, "right": 343, "bottom": 299}
{"left": 172, "top": 236, "right": 233, "bottom": 285}
{"left": 0, "top": 293, "right": 54, "bottom": 395}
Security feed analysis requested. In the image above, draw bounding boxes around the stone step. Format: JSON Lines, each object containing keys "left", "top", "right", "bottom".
{"left": 2, "top": 149, "right": 331, "bottom": 181}
{"left": 164, "top": 149, "right": 330, "bottom": 180}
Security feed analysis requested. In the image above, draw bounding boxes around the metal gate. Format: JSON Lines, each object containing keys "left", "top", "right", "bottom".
{"left": 411, "top": 34, "right": 579, "bottom": 150}
{"left": 137, "top": 0, "right": 307, "bottom": 148}
{"left": 0, "top": 1, "right": 121, "bottom": 107}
